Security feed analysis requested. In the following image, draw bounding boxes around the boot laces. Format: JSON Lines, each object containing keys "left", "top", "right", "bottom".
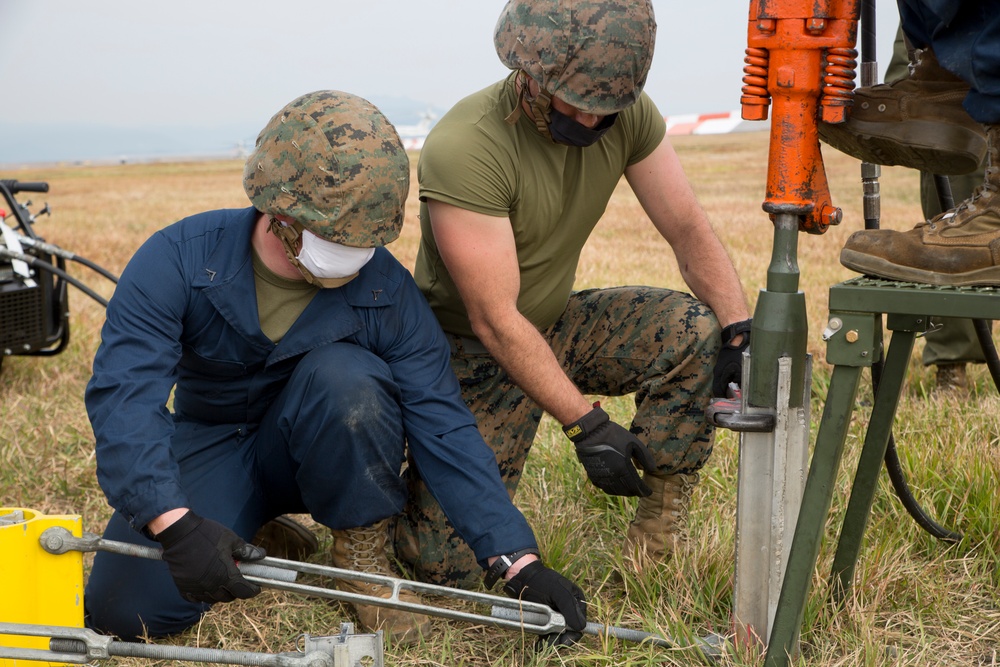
{"left": 342, "top": 523, "right": 391, "bottom": 574}
{"left": 926, "top": 166, "right": 998, "bottom": 230}
{"left": 665, "top": 474, "right": 697, "bottom": 533}
{"left": 926, "top": 126, "right": 999, "bottom": 230}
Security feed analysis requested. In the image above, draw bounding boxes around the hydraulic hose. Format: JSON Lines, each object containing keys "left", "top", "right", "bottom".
{"left": 0, "top": 247, "right": 108, "bottom": 308}
{"left": 16, "top": 234, "right": 119, "bottom": 284}
{"left": 973, "top": 319, "right": 1000, "bottom": 391}
{"left": 883, "top": 440, "right": 962, "bottom": 543}
{"left": 871, "top": 344, "right": 963, "bottom": 543}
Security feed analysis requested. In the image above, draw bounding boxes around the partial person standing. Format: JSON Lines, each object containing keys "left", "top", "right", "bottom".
{"left": 819, "top": 1, "right": 1000, "bottom": 291}
{"left": 879, "top": 25, "right": 993, "bottom": 392}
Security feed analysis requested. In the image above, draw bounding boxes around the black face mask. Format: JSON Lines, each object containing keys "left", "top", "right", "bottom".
{"left": 548, "top": 110, "right": 618, "bottom": 147}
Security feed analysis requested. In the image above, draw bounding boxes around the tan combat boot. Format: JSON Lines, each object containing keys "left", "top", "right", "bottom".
{"left": 330, "top": 519, "right": 432, "bottom": 646}
{"left": 624, "top": 471, "right": 699, "bottom": 571}
{"left": 840, "top": 124, "right": 1000, "bottom": 287}
{"left": 935, "top": 362, "right": 969, "bottom": 394}
{"left": 819, "top": 48, "right": 987, "bottom": 175}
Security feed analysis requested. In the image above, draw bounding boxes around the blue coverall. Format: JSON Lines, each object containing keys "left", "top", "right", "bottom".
{"left": 84, "top": 207, "right": 536, "bottom": 639}
{"left": 899, "top": 0, "right": 1000, "bottom": 124}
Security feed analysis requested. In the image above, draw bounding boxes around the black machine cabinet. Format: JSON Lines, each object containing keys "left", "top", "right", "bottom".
{"left": 0, "top": 179, "right": 69, "bottom": 362}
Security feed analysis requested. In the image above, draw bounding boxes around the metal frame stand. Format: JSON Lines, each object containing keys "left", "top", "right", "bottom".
{"left": 733, "top": 3, "right": 999, "bottom": 664}
{"left": 763, "top": 279, "right": 1000, "bottom": 667}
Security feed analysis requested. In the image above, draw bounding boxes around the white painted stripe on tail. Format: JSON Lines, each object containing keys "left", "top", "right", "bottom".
{"left": 665, "top": 110, "right": 766, "bottom": 135}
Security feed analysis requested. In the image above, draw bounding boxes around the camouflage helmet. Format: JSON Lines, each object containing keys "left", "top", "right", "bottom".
{"left": 494, "top": 0, "right": 656, "bottom": 116}
{"left": 243, "top": 90, "right": 409, "bottom": 247}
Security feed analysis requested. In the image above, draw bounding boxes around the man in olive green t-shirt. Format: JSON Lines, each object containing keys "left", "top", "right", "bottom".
{"left": 395, "top": 0, "right": 751, "bottom": 587}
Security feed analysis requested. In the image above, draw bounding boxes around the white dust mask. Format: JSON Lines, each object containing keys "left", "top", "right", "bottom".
{"left": 297, "top": 230, "right": 375, "bottom": 280}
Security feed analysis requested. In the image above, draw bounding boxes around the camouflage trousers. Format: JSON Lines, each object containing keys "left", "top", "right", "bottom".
{"left": 395, "top": 286, "right": 721, "bottom": 588}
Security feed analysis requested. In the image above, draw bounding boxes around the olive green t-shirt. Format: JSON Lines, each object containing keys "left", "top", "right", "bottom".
{"left": 252, "top": 248, "right": 318, "bottom": 343}
{"left": 415, "top": 71, "right": 666, "bottom": 338}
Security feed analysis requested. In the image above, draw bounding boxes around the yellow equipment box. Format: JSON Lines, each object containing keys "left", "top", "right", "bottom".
{"left": 0, "top": 508, "right": 83, "bottom": 667}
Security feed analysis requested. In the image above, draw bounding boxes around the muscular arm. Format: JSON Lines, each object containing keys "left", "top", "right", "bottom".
{"left": 625, "top": 138, "right": 750, "bottom": 329}
{"left": 426, "top": 199, "right": 593, "bottom": 425}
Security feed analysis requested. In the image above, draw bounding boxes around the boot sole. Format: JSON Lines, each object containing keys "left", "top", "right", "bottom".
{"left": 252, "top": 515, "right": 320, "bottom": 561}
{"left": 820, "top": 119, "right": 986, "bottom": 175}
{"left": 841, "top": 248, "right": 1000, "bottom": 286}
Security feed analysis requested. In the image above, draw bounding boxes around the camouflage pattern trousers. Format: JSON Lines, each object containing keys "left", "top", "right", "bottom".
{"left": 396, "top": 286, "right": 721, "bottom": 588}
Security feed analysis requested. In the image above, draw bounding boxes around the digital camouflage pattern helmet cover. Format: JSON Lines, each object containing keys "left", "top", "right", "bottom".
{"left": 494, "top": 0, "right": 656, "bottom": 116}
{"left": 243, "top": 90, "right": 408, "bottom": 247}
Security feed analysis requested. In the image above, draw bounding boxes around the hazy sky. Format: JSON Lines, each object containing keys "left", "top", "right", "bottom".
{"left": 0, "top": 1, "right": 899, "bottom": 152}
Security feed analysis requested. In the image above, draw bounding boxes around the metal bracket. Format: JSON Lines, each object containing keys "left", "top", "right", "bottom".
{"left": 0, "top": 509, "right": 26, "bottom": 527}
{"left": 707, "top": 351, "right": 777, "bottom": 432}
{"left": 0, "top": 220, "right": 35, "bottom": 285}
{"left": 824, "top": 312, "right": 879, "bottom": 367}
{"left": 707, "top": 397, "right": 777, "bottom": 432}
{"left": 302, "top": 625, "right": 382, "bottom": 667}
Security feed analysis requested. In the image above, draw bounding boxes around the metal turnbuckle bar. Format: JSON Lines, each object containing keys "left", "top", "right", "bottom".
{"left": 40, "top": 527, "right": 565, "bottom": 635}
{"left": 0, "top": 621, "right": 381, "bottom": 667}
{"left": 39, "top": 527, "right": 719, "bottom": 650}
{"left": 242, "top": 558, "right": 569, "bottom": 635}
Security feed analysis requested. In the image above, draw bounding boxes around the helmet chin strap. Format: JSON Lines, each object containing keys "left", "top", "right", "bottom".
{"left": 268, "top": 217, "right": 356, "bottom": 289}
{"left": 505, "top": 72, "right": 555, "bottom": 141}
{"left": 503, "top": 72, "right": 527, "bottom": 125}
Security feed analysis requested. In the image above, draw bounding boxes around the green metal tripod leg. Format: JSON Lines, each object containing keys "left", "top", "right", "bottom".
{"left": 763, "top": 363, "right": 864, "bottom": 667}
{"left": 759, "top": 280, "right": 999, "bottom": 665}
{"left": 830, "top": 323, "right": 919, "bottom": 603}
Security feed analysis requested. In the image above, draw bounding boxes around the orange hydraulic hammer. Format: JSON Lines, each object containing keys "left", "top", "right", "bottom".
{"left": 742, "top": 0, "right": 860, "bottom": 233}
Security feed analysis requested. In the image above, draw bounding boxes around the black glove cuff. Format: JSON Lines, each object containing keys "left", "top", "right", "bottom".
{"left": 153, "top": 510, "right": 200, "bottom": 547}
{"left": 562, "top": 404, "right": 608, "bottom": 442}
{"left": 501, "top": 560, "right": 546, "bottom": 598}
{"left": 721, "top": 319, "right": 752, "bottom": 348}
{"left": 484, "top": 548, "right": 541, "bottom": 589}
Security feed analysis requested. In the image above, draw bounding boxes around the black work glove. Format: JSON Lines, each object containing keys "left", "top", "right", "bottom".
{"left": 503, "top": 561, "right": 587, "bottom": 647}
{"left": 154, "top": 510, "right": 265, "bottom": 604}
{"left": 712, "top": 319, "right": 752, "bottom": 398}
{"left": 563, "top": 404, "right": 657, "bottom": 497}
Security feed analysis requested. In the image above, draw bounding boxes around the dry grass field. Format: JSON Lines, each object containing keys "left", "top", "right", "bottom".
{"left": 1, "top": 130, "right": 998, "bottom": 666}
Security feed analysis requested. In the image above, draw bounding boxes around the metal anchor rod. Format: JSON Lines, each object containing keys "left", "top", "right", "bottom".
{"left": 0, "top": 622, "right": 334, "bottom": 667}
{"left": 39, "top": 527, "right": 296, "bottom": 582}
{"left": 489, "top": 606, "right": 725, "bottom": 659}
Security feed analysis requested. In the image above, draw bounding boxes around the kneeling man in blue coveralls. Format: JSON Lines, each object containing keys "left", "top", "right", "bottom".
{"left": 83, "top": 90, "right": 586, "bottom": 647}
